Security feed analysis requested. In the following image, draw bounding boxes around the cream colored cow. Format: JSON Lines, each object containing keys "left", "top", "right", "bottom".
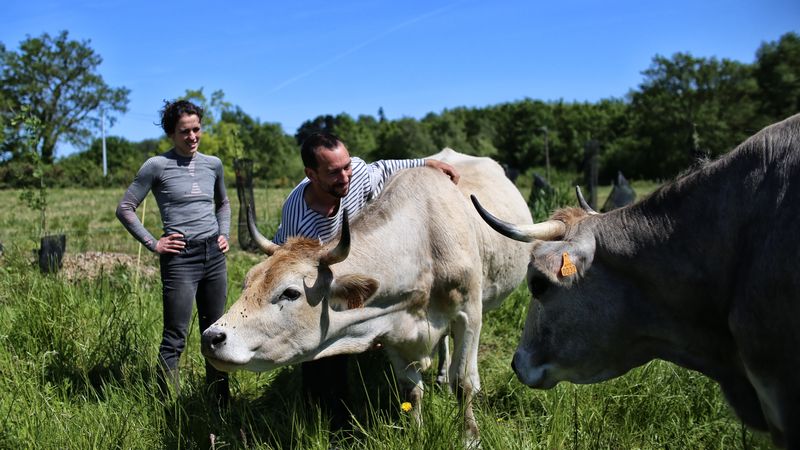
{"left": 202, "top": 148, "right": 532, "bottom": 441}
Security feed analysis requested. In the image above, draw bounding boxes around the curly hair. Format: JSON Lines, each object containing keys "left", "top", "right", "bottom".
{"left": 159, "top": 100, "right": 204, "bottom": 135}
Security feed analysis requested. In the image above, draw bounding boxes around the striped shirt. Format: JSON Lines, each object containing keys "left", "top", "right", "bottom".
{"left": 273, "top": 157, "right": 425, "bottom": 244}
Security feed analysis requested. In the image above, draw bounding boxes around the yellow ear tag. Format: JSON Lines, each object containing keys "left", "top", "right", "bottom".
{"left": 560, "top": 252, "right": 577, "bottom": 277}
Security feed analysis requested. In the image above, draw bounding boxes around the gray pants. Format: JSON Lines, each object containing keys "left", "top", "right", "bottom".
{"left": 158, "top": 235, "right": 228, "bottom": 387}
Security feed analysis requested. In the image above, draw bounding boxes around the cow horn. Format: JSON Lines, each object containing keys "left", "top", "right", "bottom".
{"left": 320, "top": 208, "right": 351, "bottom": 265}
{"left": 247, "top": 202, "right": 280, "bottom": 255}
{"left": 471, "top": 195, "right": 565, "bottom": 242}
{"left": 575, "top": 186, "right": 599, "bottom": 215}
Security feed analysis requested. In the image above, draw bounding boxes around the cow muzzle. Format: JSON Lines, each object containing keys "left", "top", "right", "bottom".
{"left": 201, "top": 325, "right": 258, "bottom": 371}
{"left": 201, "top": 326, "right": 227, "bottom": 354}
{"left": 512, "top": 349, "right": 557, "bottom": 389}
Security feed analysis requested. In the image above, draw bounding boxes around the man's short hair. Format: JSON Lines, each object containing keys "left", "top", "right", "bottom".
{"left": 300, "top": 132, "right": 343, "bottom": 169}
{"left": 160, "top": 100, "right": 204, "bottom": 136}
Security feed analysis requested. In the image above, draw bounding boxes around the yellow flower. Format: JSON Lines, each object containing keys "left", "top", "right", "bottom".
{"left": 401, "top": 402, "right": 412, "bottom": 412}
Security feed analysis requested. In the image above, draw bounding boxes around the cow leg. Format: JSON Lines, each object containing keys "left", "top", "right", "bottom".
{"left": 406, "top": 372, "right": 424, "bottom": 426}
{"left": 435, "top": 335, "right": 450, "bottom": 388}
{"left": 717, "top": 374, "right": 768, "bottom": 431}
{"left": 743, "top": 369, "right": 800, "bottom": 449}
{"left": 449, "top": 306, "right": 482, "bottom": 443}
{"left": 384, "top": 349, "right": 425, "bottom": 426}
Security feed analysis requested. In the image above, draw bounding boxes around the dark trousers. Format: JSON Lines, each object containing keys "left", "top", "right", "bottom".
{"left": 158, "top": 235, "right": 228, "bottom": 388}
{"left": 302, "top": 355, "right": 350, "bottom": 430}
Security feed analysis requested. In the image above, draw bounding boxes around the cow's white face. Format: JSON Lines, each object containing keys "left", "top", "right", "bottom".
{"left": 201, "top": 238, "right": 379, "bottom": 372}
{"left": 512, "top": 236, "right": 652, "bottom": 389}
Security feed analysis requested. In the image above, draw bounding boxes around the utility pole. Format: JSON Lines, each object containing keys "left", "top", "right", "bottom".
{"left": 101, "top": 109, "right": 108, "bottom": 177}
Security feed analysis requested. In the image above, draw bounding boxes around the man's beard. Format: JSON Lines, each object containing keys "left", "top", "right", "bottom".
{"left": 325, "top": 183, "right": 348, "bottom": 199}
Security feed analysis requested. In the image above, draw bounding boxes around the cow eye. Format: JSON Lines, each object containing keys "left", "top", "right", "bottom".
{"left": 529, "top": 274, "right": 551, "bottom": 298}
{"left": 280, "top": 288, "right": 302, "bottom": 301}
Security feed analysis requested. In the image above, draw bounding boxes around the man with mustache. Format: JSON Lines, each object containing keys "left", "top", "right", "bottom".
{"left": 273, "top": 132, "right": 459, "bottom": 431}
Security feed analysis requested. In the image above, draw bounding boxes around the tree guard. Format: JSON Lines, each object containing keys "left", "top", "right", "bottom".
{"left": 234, "top": 158, "right": 259, "bottom": 252}
{"left": 38, "top": 234, "right": 66, "bottom": 273}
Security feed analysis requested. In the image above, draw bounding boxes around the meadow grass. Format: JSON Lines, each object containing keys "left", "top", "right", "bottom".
{"left": 0, "top": 184, "right": 774, "bottom": 449}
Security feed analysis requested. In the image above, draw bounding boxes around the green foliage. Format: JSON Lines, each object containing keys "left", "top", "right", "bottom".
{"left": 10, "top": 106, "right": 49, "bottom": 236}
{"left": 627, "top": 52, "right": 758, "bottom": 179}
{"left": 491, "top": 99, "right": 553, "bottom": 171}
{"left": 754, "top": 32, "right": 800, "bottom": 123}
{"left": 295, "top": 113, "right": 382, "bottom": 161}
{"left": 220, "top": 107, "right": 303, "bottom": 187}
{"left": 53, "top": 136, "right": 157, "bottom": 188}
{"left": 374, "top": 117, "right": 438, "bottom": 160}
{"left": 3, "top": 32, "right": 799, "bottom": 193}
{"left": 0, "top": 30, "right": 130, "bottom": 164}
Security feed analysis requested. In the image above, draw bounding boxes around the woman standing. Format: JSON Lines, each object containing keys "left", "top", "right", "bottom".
{"left": 116, "top": 99, "right": 230, "bottom": 406}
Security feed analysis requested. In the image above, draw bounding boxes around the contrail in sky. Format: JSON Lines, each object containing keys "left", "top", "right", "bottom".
{"left": 268, "top": 3, "right": 460, "bottom": 94}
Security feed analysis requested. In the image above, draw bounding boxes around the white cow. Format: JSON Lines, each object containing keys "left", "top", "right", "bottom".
{"left": 201, "top": 148, "right": 532, "bottom": 440}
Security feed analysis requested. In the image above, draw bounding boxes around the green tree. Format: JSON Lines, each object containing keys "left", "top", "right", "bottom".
{"left": 294, "top": 114, "right": 338, "bottom": 146}
{"left": 55, "top": 135, "right": 150, "bottom": 187}
{"left": 170, "top": 88, "right": 255, "bottom": 181}
{"left": 0, "top": 31, "right": 130, "bottom": 164}
{"left": 490, "top": 99, "right": 552, "bottom": 172}
{"left": 552, "top": 99, "right": 631, "bottom": 179}
{"left": 448, "top": 107, "right": 499, "bottom": 157}
{"left": 754, "top": 32, "right": 800, "bottom": 124}
{"left": 628, "top": 52, "right": 757, "bottom": 179}
{"left": 328, "top": 113, "right": 379, "bottom": 159}
{"left": 294, "top": 113, "right": 382, "bottom": 161}
{"left": 374, "top": 118, "right": 436, "bottom": 160}
{"left": 422, "top": 110, "right": 471, "bottom": 153}
{"left": 219, "top": 107, "right": 301, "bottom": 187}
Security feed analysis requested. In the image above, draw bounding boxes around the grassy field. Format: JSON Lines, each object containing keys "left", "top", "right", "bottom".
{"left": 0, "top": 183, "right": 773, "bottom": 449}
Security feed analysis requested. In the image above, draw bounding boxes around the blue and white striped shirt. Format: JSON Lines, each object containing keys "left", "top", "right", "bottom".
{"left": 273, "top": 157, "right": 425, "bottom": 244}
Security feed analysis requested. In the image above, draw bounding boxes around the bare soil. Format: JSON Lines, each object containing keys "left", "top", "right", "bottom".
{"left": 60, "top": 251, "right": 158, "bottom": 281}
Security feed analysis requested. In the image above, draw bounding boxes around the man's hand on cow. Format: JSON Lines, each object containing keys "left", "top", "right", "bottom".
{"left": 218, "top": 235, "right": 229, "bottom": 253}
{"left": 155, "top": 233, "right": 185, "bottom": 254}
{"left": 425, "top": 159, "right": 460, "bottom": 184}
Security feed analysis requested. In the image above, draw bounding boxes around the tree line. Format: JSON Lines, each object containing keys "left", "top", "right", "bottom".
{"left": 1, "top": 30, "right": 798, "bottom": 189}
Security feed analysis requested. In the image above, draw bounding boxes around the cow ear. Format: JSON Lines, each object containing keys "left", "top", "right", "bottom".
{"left": 329, "top": 274, "right": 380, "bottom": 310}
{"left": 532, "top": 235, "right": 595, "bottom": 284}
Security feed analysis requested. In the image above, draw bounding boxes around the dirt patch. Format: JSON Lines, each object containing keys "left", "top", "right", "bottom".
{"left": 61, "top": 252, "right": 158, "bottom": 281}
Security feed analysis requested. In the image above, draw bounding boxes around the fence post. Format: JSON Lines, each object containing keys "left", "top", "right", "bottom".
{"left": 583, "top": 139, "right": 599, "bottom": 210}
{"left": 234, "top": 158, "right": 259, "bottom": 251}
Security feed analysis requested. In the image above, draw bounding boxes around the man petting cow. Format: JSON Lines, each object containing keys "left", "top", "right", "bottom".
{"left": 272, "top": 133, "right": 459, "bottom": 430}
{"left": 201, "top": 138, "right": 533, "bottom": 443}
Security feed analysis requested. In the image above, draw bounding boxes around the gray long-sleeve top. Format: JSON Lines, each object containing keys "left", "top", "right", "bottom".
{"left": 116, "top": 149, "right": 231, "bottom": 251}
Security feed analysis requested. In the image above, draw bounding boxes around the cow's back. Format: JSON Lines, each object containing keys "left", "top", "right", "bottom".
{"left": 430, "top": 148, "right": 533, "bottom": 309}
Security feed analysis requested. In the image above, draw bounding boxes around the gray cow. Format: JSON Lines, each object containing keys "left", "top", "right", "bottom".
{"left": 472, "top": 114, "right": 800, "bottom": 448}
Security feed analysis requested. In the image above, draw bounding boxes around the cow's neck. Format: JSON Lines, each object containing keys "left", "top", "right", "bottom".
{"left": 313, "top": 290, "right": 431, "bottom": 359}
{"left": 591, "top": 150, "right": 766, "bottom": 381}
{"left": 330, "top": 203, "right": 433, "bottom": 301}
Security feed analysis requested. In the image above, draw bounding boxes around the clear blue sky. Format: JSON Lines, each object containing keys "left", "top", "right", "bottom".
{"left": 2, "top": 0, "right": 798, "bottom": 158}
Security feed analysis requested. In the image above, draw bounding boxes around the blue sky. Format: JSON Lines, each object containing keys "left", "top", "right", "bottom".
{"left": 2, "top": 0, "right": 798, "bottom": 158}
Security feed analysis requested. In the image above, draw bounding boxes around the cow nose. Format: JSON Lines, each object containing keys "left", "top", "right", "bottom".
{"left": 201, "top": 328, "right": 227, "bottom": 352}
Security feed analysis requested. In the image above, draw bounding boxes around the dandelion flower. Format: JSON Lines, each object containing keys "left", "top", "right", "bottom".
{"left": 401, "top": 402, "right": 412, "bottom": 412}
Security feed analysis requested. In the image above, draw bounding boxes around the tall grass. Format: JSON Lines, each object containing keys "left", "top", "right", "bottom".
{"left": 0, "top": 185, "right": 773, "bottom": 449}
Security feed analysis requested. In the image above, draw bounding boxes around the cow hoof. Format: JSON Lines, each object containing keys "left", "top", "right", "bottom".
{"left": 465, "top": 436, "right": 481, "bottom": 449}
{"left": 435, "top": 375, "right": 451, "bottom": 392}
